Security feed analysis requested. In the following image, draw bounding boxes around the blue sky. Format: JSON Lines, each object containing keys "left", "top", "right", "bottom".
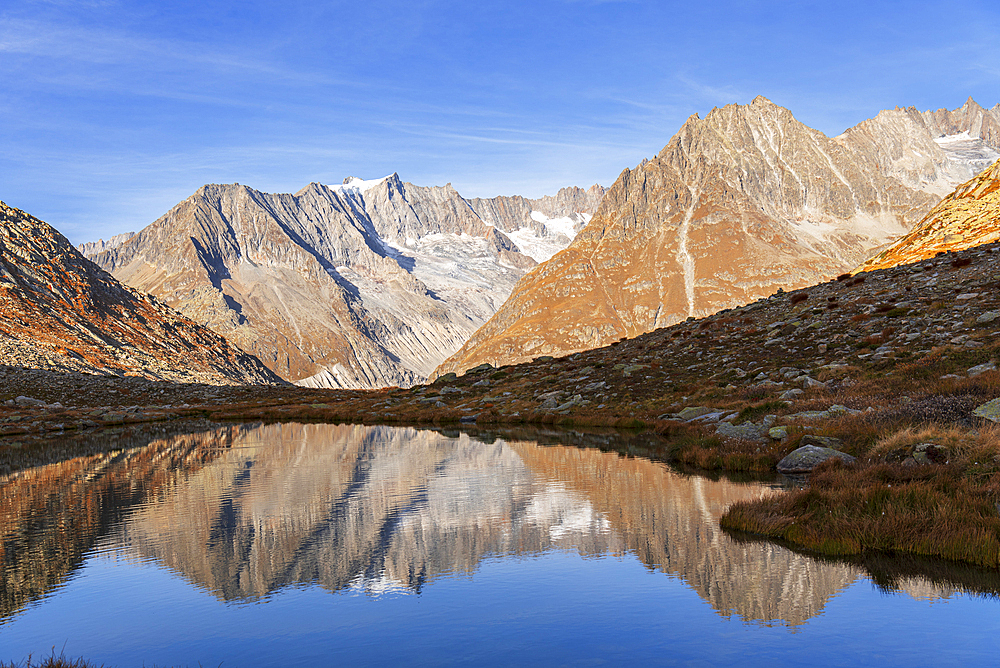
{"left": 2, "top": 0, "right": 999, "bottom": 244}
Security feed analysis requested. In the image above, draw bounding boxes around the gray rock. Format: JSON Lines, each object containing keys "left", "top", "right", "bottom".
{"left": 777, "top": 445, "right": 856, "bottom": 473}
{"left": 779, "top": 388, "right": 805, "bottom": 401}
{"left": 14, "top": 396, "right": 46, "bottom": 407}
{"left": 678, "top": 406, "right": 714, "bottom": 421}
{"left": 968, "top": 362, "right": 996, "bottom": 377}
{"left": 715, "top": 421, "right": 768, "bottom": 442}
{"left": 769, "top": 426, "right": 788, "bottom": 440}
{"left": 976, "top": 311, "right": 1000, "bottom": 324}
{"left": 538, "top": 396, "right": 560, "bottom": 410}
{"left": 973, "top": 398, "right": 1000, "bottom": 423}
{"left": 555, "top": 394, "right": 583, "bottom": 411}
{"left": 800, "top": 376, "right": 827, "bottom": 389}
{"left": 692, "top": 411, "right": 728, "bottom": 424}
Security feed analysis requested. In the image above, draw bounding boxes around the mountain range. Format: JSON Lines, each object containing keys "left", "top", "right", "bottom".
{"left": 7, "top": 95, "right": 996, "bottom": 390}
{"left": 436, "top": 97, "right": 1000, "bottom": 377}
{"left": 84, "top": 176, "right": 605, "bottom": 389}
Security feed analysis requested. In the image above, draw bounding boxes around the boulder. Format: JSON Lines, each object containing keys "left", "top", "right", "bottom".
{"left": 968, "top": 362, "right": 997, "bottom": 377}
{"left": 14, "top": 396, "right": 46, "bottom": 407}
{"left": 715, "top": 421, "right": 768, "bottom": 442}
{"left": 800, "top": 376, "right": 827, "bottom": 390}
{"left": 777, "top": 445, "right": 856, "bottom": 473}
{"left": 973, "top": 398, "right": 1000, "bottom": 423}
{"left": 677, "top": 406, "right": 714, "bottom": 421}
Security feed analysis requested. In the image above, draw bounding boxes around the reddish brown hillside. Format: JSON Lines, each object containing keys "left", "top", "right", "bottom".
{"left": 0, "top": 201, "right": 281, "bottom": 385}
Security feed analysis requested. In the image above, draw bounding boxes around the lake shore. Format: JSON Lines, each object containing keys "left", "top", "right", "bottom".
{"left": 3, "top": 244, "right": 1000, "bottom": 569}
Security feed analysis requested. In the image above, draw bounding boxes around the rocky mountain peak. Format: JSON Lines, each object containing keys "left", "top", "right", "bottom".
{"left": 436, "top": 97, "right": 1000, "bottom": 378}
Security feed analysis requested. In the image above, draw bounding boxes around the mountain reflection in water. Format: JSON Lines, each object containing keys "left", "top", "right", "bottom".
{"left": 0, "top": 423, "right": 992, "bottom": 631}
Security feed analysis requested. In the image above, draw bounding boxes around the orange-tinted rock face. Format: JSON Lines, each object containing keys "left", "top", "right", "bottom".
{"left": 0, "top": 201, "right": 280, "bottom": 385}
{"left": 858, "top": 159, "right": 1000, "bottom": 272}
{"left": 436, "top": 97, "right": 1000, "bottom": 376}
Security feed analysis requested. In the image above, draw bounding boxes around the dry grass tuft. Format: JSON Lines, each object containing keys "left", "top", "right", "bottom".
{"left": 866, "top": 424, "right": 1000, "bottom": 462}
{"left": 722, "top": 459, "right": 1000, "bottom": 567}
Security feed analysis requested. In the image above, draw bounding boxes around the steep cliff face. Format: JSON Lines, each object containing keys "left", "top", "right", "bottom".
{"left": 86, "top": 176, "right": 602, "bottom": 388}
{"left": 0, "top": 201, "right": 281, "bottom": 385}
{"left": 858, "top": 159, "right": 1000, "bottom": 272}
{"left": 436, "top": 97, "right": 1000, "bottom": 376}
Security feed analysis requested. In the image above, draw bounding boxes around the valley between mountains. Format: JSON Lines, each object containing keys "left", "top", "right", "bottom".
{"left": 3, "top": 96, "right": 1000, "bottom": 568}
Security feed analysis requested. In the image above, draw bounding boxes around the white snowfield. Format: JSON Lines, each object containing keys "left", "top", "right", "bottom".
{"left": 934, "top": 132, "right": 1000, "bottom": 172}
{"left": 331, "top": 175, "right": 393, "bottom": 194}
{"left": 507, "top": 211, "right": 592, "bottom": 263}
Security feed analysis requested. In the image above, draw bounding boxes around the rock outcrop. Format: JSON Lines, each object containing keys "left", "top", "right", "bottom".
{"left": 0, "top": 201, "right": 281, "bottom": 385}
{"left": 85, "top": 176, "right": 602, "bottom": 388}
{"left": 857, "top": 158, "right": 1000, "bottom": 272}
{"left": 436, "top": 97, "right": 1000, "bottom": 377}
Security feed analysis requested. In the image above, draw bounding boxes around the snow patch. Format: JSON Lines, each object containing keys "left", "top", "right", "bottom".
{"left": 328, "top": 175, "right": 392, "bottom": 195}
{"left": 507, "top": 211, "right": 591, "bottom": 262}
{"left": 934, "top": 132, "right": 1000, "bottom": 169}
{"left": 529, "top": 210, "right": 590, "bottom": 240}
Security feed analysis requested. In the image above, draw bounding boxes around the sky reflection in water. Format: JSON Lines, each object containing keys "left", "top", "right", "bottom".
{"left": 0, "top": 423, "right": 997, "bottom": 666}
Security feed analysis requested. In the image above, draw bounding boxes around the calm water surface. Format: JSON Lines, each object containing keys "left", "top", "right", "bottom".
{"left": 1, "top": 423, "right": 997, "bottom": 666}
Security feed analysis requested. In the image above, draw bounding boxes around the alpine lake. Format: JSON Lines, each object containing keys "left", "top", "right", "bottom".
{"left": 1, "top": 422, "right": 998, "bottom": 667}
